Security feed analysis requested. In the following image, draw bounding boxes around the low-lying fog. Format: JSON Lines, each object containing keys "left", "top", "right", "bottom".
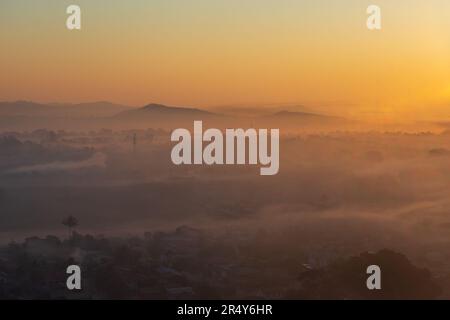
{"left": 2, "top": 128, "right": 450, "bottom": 263}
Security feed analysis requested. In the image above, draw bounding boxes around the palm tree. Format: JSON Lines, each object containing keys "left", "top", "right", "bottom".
{"left": 62, "top": 215, "right": 78, "bottom": 238}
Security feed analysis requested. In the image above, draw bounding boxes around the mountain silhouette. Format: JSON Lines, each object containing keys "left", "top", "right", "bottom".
{"left": 112, "top": 104, "right": 225, "bottom": 129}
{"left": 0, "top": 101, "right": 56, "bottom": 117}
{"left": 0, "top": 101, "right": 131, "bottom": 118}
{"left": 115, "top": 103, "right": 216, "bottom": 119}
{"left": 49, "top": 101, "right": 132, "bottom": 117}
{"left": 0, "top": 101, "right": 351, "bottom": 131}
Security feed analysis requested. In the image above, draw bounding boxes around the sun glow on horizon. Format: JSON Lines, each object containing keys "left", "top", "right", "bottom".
{"left": 1, "top": 0, "right": 450, "bottom": 121}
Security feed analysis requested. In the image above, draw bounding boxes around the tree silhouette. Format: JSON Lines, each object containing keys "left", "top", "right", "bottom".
{"left": 289, "top": 249, "right": 442, "bottom": 300}
{"left": 62, "top": 215, "right": 78, "bottom": 238}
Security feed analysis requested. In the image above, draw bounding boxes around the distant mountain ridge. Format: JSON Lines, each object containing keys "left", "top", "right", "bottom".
{"left": 49, "top": 101, "right": 133, "bottom": 117}
{"left": 0, "top": 100, "right": 350, "bottom": 131}
{"left": 0, "top": 100, "right": 335, "bottom": 120}
{"left": 0, "top": 101, "right": 56, "bottom": 117}
{"left": 0, "top": 101, "right": 132, "bottom": 118}
{"left": 115, "top": 103, "right": 215, "bottom": 119}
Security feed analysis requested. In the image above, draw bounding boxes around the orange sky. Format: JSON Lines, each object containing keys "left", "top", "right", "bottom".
{"left": 1, "top": 0, "right": 450, "bottom": 120}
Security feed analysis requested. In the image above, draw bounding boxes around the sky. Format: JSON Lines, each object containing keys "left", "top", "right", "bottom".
{"left": 1, "top": 0, "right": 450, "bottom": 120}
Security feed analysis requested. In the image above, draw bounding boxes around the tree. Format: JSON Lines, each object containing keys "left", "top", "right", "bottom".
{"left": 288, "top": 249, "right": 442, "bottom": 300}
{"left": 62, "top": 215, "right": 78, "bottom": 238}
